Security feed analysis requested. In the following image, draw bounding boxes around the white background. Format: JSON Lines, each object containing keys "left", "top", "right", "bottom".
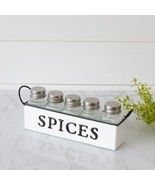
{"left": 0, "top": 15, "right": 155, "bottom": 90}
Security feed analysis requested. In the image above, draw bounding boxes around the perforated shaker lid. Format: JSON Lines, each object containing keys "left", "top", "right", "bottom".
{"left": 48, "top": 90, "right": 63, "bottom": 103}
{"left": 83, "top": 97, "right": 100, "bottom": 110}
{"left": 104, "top": 101, "right": 121, "bottom": 113}
{"left": 64, "top": 94, "right": 81, "bottom": 107}
{"left": 30, "top": 86, "right": 46, "bottom": 99}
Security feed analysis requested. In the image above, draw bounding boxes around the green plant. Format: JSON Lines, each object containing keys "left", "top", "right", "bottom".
{"left": 116, "top": 78, "right": 155, "bottom": 126}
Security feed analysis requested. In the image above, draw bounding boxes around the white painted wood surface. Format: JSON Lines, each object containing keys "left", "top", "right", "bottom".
{"left": 0, "top": 16, "right": 155, "bottom": 89}
{"left": 0, "top": 16, "right": 155, "bottom": 41}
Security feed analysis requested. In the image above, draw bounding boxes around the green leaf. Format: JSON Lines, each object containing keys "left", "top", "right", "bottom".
{"left": 116, "top": 78, "right": 155, "bottom": 126}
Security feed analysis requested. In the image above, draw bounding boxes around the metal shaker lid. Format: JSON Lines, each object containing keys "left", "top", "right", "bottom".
{"left": 104, "top": 101, "right": 121, "bottom": 114}
{"left": 30, "top": 86, "right": 46, "bottom": 99}
{"left": 64, "top": 94, "right": 81, "bottom": 107}
{"left": 48, "top": 90, "right": 63, "bottom": 103}
{"left": 83, "top": 97, "right": 100, "bottom": 110}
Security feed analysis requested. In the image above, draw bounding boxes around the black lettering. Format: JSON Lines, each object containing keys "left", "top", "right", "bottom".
{"left": 66, "top": 122, "right": 77, "bottom": 134}
{"left": 38, "top": 115, "right": 46, "bottom": 127}
{"left": 48, "top": 117, "right": 57, "bottom": 129}
{"left": 90, "top": 127, "right": 98, "bottom": 140}
{"left": 78, "top": 124, "right": 88, "bottom": 138}
{"left": 59, "top": 119, "right": 64, "bottom": 132}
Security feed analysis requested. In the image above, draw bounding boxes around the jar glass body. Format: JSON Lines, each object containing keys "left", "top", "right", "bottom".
{"left": 45, "top": 102, "right": 64, "bottom": 112}
{"left": 62, "top": 106, "right": 82, "bottom": 116}
{"left": 28, "top": 97, "right": 47, "bottom": 108}
{"left": 81, "top": 109, "right": 101, "bottom": 121}
{"left": 101, "top": 110, "right": 127, "bottom": 124}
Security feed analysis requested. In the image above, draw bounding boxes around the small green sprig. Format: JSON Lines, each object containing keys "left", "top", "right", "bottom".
{"left": 116, "top": 78, "right": 155, "bottom": 126}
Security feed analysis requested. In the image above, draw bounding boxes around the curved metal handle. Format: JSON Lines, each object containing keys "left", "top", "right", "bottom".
{"left": 119, "top": 109, "right": 133, "bottom": 124}
{"left": 18, "top": 85, "right": 31, "bottom": 105}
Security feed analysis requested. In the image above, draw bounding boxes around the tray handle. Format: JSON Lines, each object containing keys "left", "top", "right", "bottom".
{"left": 18, "top": 85, "right": 31, "bottom": 105}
